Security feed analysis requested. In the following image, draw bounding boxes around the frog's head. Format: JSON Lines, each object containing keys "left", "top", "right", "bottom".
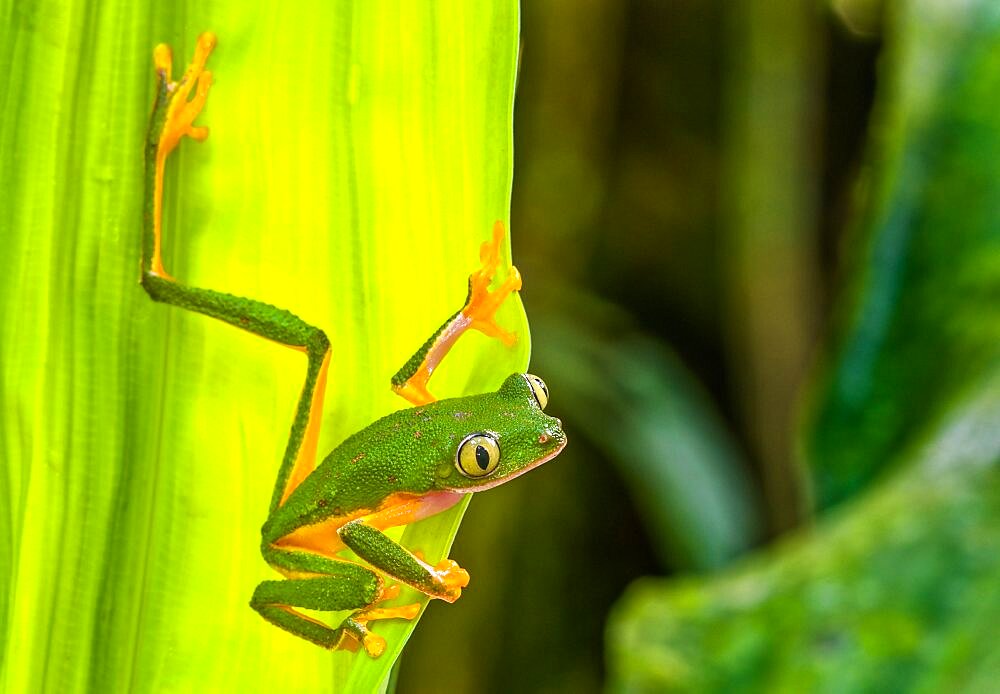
{"left": 439, "top": 373, "right": 567, "bottom": 492}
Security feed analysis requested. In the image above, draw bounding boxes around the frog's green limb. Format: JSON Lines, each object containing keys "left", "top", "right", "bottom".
{"left": 253, "top": 545, "right": 420, "bottom": 656}
{"left": 140, "top": 34, "right": 330, "bottom": 512}
{"left": 252, "top": 603, "right": 359, "bottom": 652}
{"left": 391, "top": 221, "right": 523, "bottom": 405}
{"left": 251, "top": 579, "right": 383, "bottom": 654}
{"left": 260, "top": 542, "right": 359, "bottom": 576}
{"left": 338, "top": 520, "right": 471, "bottom": 602}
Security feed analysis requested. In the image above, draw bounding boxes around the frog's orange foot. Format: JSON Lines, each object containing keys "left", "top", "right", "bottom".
{"left": 337, "top": 583, "right": 422, "bottom": 657}
{"left": 359, "top": 602, "right": 422, "bottom": 623}
{"left": 154, "top": 32, "right": 216, "bottom": 160}
{"left": 358, "top": 582, "right": 421, "bottom": 623}
{"left": 433, "top": 559, "right": 471, "bottom": 603}
{"left": 360, "top": 632, "right": 385, "bottom": 658}
{"left": 462, "top": 221, "right": 522, "bottom": 347}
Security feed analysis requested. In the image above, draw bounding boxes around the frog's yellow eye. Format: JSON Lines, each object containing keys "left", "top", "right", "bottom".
{"left": 523, "top": 373, "right": 549, "bottom": 410}
{"left": 456, "top": 432, "right": 501, "bottom": 478}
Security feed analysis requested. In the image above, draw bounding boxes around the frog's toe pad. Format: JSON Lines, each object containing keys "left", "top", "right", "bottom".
{"left": 362, "top": 632, "right": 387, "bottom": 658}
{"left": 434, "top": 559, "right": 470, "bottom": 602}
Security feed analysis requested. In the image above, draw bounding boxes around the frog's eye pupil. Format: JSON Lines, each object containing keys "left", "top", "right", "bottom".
{"left": 476, "top": 445, "right": 490, "bottom": 470}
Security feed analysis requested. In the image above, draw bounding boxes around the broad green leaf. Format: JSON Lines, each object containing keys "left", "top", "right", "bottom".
{"left": 0, "top": 2, "right": 524, "bottom": 692}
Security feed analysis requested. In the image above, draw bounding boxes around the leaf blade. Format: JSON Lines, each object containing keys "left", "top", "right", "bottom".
{"left": 0, "top": 2, "right": 524, "bottom": 690}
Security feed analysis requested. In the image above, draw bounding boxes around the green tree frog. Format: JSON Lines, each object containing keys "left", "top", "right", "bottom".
{"left": 139, "top": 33, "right": 567, "bottom": 657}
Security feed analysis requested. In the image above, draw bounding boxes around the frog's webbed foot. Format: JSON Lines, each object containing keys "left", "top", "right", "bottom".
{"left": 334, "top": 583, "right": 422, "bottom": 657}
{"left": 154, "top": 32, "right": 216, "bottom": 160}
{"left": 356, "top": 583, "right": 422, "bottom": 622}
{"left": 343, "top": 566, "right": 467, "bottom": 655}
{"left": 390, "top": 221, "right": 522, "bottom": 406}
{"left": 432, "top": 559, "right": 471, "bottom": 603}
{"left": 408, "top": 551, "right": 470, "bottom": 602}
{"left": 463, "top": 221, "right": 523, "bottom": 345}
{"left": 146, "top": 32, "right": 217, "bottom": 280}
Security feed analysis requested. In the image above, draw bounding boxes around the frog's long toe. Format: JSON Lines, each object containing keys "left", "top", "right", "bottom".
{"left": 155, "top": 32, "right": 217, "bottom": 160}
{"left": 354, "top": 582, "right": 421, "bottom": 625}
{"left": 463, "top": 222, "right": 522, "bottom": 344}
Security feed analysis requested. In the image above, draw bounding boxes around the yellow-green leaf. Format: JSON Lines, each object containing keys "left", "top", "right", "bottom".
{"left": 0, "top": 2, "right": 524, "bottom": 691}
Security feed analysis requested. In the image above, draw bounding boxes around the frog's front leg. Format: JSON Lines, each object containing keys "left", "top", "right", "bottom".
{"left": 391, "top": 221, "right": 522, "bottom": 405}
{"left": 252, "top": 546, "right": 420, "bottom": 657}
{"left": 339, "top": 520, "right": 470, "bottom": 603}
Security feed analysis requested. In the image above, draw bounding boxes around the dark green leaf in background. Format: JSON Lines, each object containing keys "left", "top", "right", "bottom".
{"left": 531, "top": 291, "right": 761, "bottom": 571}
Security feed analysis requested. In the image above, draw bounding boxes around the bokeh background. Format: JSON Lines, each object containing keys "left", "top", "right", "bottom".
{"left": 402, "top": 1, "right": 1000, "bottom": 691}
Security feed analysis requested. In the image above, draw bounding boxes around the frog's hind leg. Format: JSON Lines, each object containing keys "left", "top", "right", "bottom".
{"left": 141, "top": 34, "right": 329, "bottom": 512}
{"left": 254, "top": 547, "right": 420, "bottom": 656}
{"left": 390, "top": 221, "right": 522, "bottom": 405}
{"left": 252, "top": 575, "right": 398, "bottom": 655}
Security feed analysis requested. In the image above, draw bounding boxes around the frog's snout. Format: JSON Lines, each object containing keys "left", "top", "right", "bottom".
{"left": 540, "top": 417, "right": 566, "bottom": 447}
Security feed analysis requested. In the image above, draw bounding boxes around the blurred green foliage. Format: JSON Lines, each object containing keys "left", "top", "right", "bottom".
{"left": 605, "top": 0, "right": 1000, "bottom": 691}
{"left": 609, "top": 380, "right": 1000, "bottom": 691}
{"left": 806, "top": 0, "right": 1000, "bottom": 507}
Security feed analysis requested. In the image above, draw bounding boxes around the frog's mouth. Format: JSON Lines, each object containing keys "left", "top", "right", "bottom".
{"left": 459, "top": 436, "right": 568, "bottom": 493}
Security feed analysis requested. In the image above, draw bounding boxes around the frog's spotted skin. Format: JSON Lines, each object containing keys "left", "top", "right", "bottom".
{"left": 140, "top": 34, "right": 567, "bottom": 656}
